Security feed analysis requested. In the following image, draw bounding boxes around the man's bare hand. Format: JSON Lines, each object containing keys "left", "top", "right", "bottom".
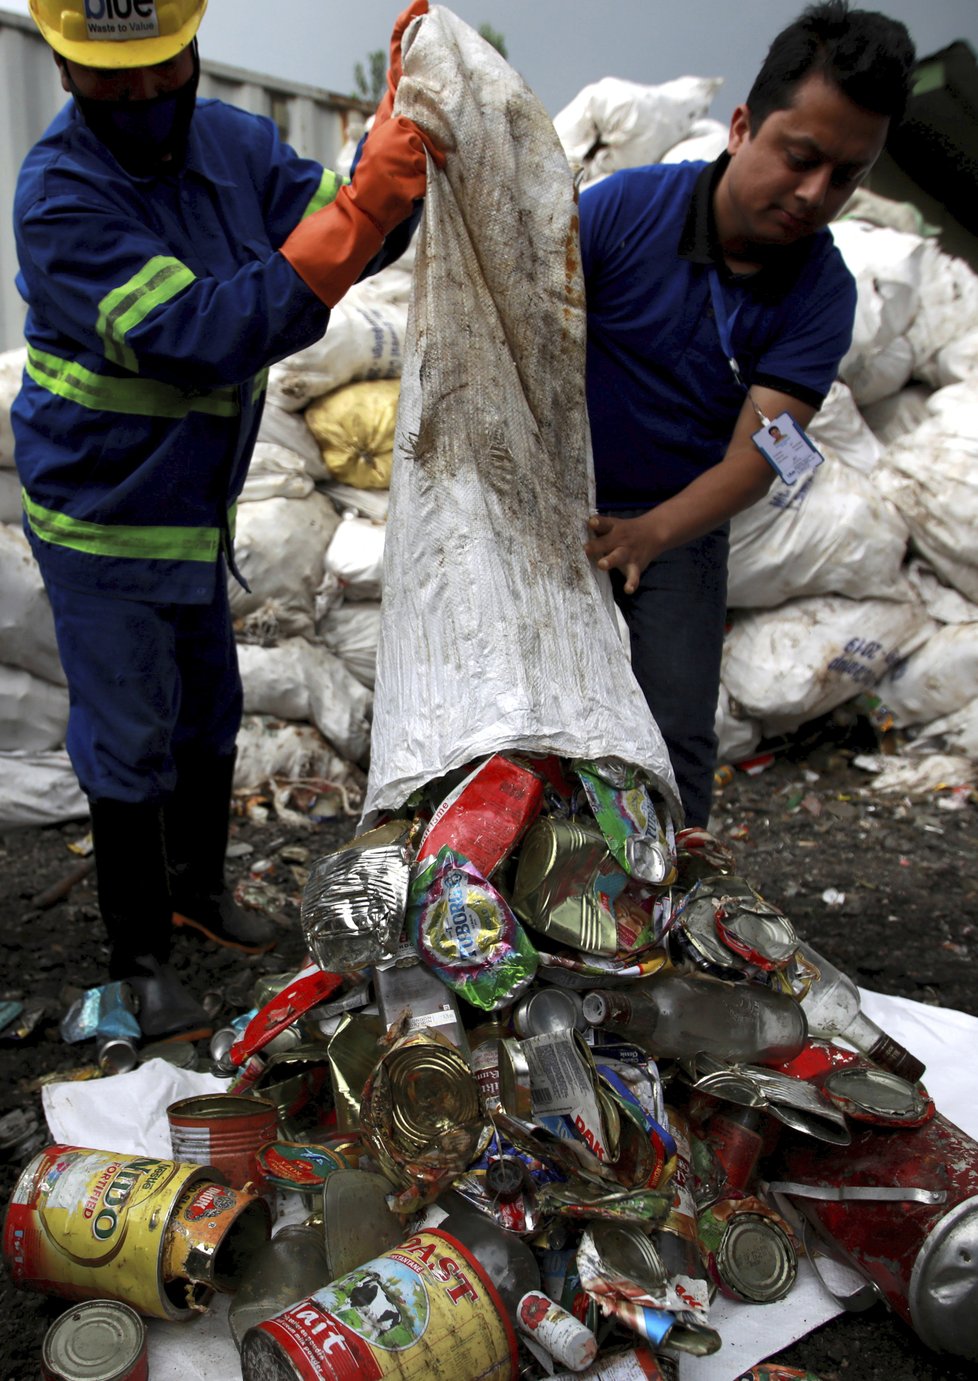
{"left": 584, "top": 512, "right": 661, "bottom": 595}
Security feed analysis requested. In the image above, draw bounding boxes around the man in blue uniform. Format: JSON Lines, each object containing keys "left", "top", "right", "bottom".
{"left": 14, "top": 0, "right": 437, "bottom": 1039}
{"left": 582, "top": 1, "right": 915, "bottom": 828}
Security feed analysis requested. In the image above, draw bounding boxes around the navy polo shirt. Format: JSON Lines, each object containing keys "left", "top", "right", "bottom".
{"left": 580, "top": 154, "right": 857, "bottom": 509}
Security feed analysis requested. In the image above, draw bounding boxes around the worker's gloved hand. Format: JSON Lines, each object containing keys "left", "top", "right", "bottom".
{"left": 373, "top": 0, "right": 429, "bottom": 129}
{"left": 281, "top": 114, "right": 442, "bottom": 308}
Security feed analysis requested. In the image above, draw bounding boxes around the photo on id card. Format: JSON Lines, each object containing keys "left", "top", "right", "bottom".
{"left": 752, "top": 411, "right": 824, "bottom": 485}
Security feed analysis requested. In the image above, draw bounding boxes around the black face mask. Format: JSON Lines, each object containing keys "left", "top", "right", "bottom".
{"left": 66, "top": 42, "right": 200, "bottom": 178}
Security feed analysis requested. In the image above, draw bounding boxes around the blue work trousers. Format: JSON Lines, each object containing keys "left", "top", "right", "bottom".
{"left": 44, "top": 574, "right": 242, "bottom": 804}
{"left": 608, "top": 521, "right": 730, "bottom": 828}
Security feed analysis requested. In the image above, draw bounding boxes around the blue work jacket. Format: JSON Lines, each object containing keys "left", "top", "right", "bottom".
{"left": 13, "top": 97, "right": 357, "bottom": 602}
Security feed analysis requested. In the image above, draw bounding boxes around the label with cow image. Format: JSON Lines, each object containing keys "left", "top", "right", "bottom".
{"left": 241, "top": 1229, "right": 519, "bottom": 1380}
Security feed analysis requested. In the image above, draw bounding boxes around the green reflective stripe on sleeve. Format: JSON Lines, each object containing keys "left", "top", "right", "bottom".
{"left": 26, "top": 345, "right": 239, "bottom": 418}
{"left": 22, "top": 488, "right": 227, "bottom": 563}
{"left": 251, "top": 367, "right": 269, "bottom": 402}
{"left": 301, "top": 169, "right": 347, "bottom": 219}
{"left": 97, "top": 256, "right": 197, "bottom": 372}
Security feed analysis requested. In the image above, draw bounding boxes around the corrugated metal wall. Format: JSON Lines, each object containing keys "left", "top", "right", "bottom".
{"left": 0, "top": 6, "right": 370, "bottom": 352}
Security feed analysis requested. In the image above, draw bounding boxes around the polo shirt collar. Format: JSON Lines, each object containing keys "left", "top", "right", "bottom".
{"left": 678, "top": 150, "right": 816, "bottom": 300}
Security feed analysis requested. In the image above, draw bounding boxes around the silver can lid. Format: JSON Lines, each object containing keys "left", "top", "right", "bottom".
{"left": 42, "top": 1300, "right": 146, "bottom": 1380}
{"left": 909, "top": 1192, "right": 978, "bottom": 1361}
{"left": 715, "top": 1212, "right": 797, "bottom": 1302}
{"left": 821, "top": 1066, "right": 928, "bottom": 1123}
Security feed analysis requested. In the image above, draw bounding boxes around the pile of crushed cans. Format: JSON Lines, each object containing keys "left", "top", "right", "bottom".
{"left": 4, "top": 751, "right": 977, "bottom": 1381}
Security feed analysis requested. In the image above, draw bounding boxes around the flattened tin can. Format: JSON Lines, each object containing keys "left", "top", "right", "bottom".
{"left": 704, "top": 1204, "right": 797, "bottom": 1302}
{"left": 2, "top": 1144, "right": 214, "bottom": 1318}
{"left": 167, "top": 1093, "right": 278, "bottom": 1192}
{"left": 41, "top": 1299, "right": 148, "bottom": 1381}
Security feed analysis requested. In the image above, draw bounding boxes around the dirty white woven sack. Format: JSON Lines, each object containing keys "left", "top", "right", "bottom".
{"left": 727, "top": 447, "right": 909, "bottom": 609}
{"left": 363, "top": 6, "right": 679, "bottom": 822}
{"left": 720, "top": 594, "right": 934, "bottom": 737}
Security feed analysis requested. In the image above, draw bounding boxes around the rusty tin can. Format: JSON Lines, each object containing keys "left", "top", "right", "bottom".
{"left": 773, "top": 1110, "right": 978, "bottom": 1360}
{"left": 167, "top": 1093, "right": 279, "bottom": 1192}
{"left": 3, "top": 1144, "right": 216, "bottom": 1318}
{"left": 162, "top": 1178, "right": 271, "bottom": 1293}
{"left": 41, "top": 1299, "right": 148, "bottom": 1381}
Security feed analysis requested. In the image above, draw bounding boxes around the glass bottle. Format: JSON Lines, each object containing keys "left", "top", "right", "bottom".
{"left": 793, "top": 940, "right": 925, "bottom": 1082}
{"left": 582, "top": 973, "right": 807, "bottom": 1065}
{"left": 229, "top": 1220, "right": 330, "bottom": 1350}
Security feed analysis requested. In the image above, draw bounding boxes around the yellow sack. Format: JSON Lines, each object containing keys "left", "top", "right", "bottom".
{"left": 304, "top": 378, "right": 400, "bottom": 489}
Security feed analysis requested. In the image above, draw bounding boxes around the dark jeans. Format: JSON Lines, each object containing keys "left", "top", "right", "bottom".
{"left": 608, "top": 520, "right": 730, "bottom": 828}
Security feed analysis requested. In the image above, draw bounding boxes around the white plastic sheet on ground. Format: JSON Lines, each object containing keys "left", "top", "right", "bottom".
{"left": 0, "top": 749, "right": 87, "bottom": 828}
{"left": 362, "top": 5, "right": 679, "bottom": 822}
{"left": 36, "top": 989, "right": 978, "bottom": 1381}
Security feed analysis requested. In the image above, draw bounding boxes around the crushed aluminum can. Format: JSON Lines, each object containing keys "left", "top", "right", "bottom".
{"left": 522, "top": 1028, "right": 617, "bottom": 1165}
{"left": 670, "top": 877, "right": 797, "bottom": 978}
{"left": 250, "top": 1046, "right": 332, "bottom": 1138}
{"left": 300, "top": 823, "right": 412, "bottom": 971}
{"left": 576, "top": 1220, "right": 712, "bottom": 1337}
{"left": 417, "top": 752, "right": 545, "bottom": 878}
{"left": 359, "top": 1030, "right": 489, "bottom": 1211}
{"left": 691, "top": 1057, "right": 851, "bottom": 1145}
{"left": 41, "top": 1298, "right": 148, "bottom": 1381}
{"left": 497, "top": 1036, "right": 534, "bottom": 1120}
{"left": 138, "top": 1039, "right": 197, "bottom": 1069}
{"left": 511, "top": 817, "right": 665, "bottom": 958}
{"left": 573, "top": 759, "right": 678, "bottom": 886}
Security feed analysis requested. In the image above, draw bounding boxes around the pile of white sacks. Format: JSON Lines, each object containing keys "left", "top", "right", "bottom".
{"left": 2, "top": 73, "right": 977, "bottom": 828}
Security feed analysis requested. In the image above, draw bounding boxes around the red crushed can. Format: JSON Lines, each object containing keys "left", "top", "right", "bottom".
{"left": 770, "top": 1110, "right": 978, "bottom": 1362}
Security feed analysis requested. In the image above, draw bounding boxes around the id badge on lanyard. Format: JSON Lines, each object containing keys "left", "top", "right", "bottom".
{"left": 709, "top": 270, "right": 823, "bottom": 485}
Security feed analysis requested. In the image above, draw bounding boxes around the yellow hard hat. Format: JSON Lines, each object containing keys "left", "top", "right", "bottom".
{"left": 29, "top": 1, "right": 207, "bottom": 69}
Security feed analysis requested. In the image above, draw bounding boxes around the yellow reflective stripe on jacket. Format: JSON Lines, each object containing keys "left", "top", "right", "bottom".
{"left": 26, "top": 345, "right": 240, "bottom": 418}
{"left": 301, "top": 168, "right": 347, "bottom": 219}
{"left": 22, "top": 488, "right": 233, "bottom": 563}
{"left": 252, "top": 367, "right": 269, "bottom": 402}
{"left": 96, "top": 256, "right": 197, "bottom": 372}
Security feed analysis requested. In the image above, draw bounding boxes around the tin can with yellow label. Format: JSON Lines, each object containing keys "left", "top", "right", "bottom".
{"left": 3, "top": 1144, "right": 218, "bottom": 1318}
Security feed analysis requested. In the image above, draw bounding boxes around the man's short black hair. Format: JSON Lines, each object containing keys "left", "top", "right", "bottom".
{"left": 746, "top": 0, "right": 916, "bottom": 132}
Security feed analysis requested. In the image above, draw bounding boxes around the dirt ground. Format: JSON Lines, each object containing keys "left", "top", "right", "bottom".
{"left": 0, "top": 717, "right": 976, "bottom": 1380}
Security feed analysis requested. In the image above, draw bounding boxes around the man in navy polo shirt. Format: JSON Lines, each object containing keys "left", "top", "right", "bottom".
{"left": 581, "top": 1, "right": 915, "bottom": 827}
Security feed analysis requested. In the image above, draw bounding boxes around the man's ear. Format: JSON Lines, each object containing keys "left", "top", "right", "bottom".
{"left": 728, "top": 103, "right": 752, "bottom": 155}
{"left": 55, "top": 52, "right": 71, "bottom": 95}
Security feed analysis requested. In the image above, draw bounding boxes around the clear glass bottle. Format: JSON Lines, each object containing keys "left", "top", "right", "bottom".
{"left": 793, "top": 940, "right": 925, "bottom": 1082}
{"left": 582, "top": 973, "right": 807, "bottom": 1065}
{"left": 229, "top": 1220, "right": 330, "bottom": 1350}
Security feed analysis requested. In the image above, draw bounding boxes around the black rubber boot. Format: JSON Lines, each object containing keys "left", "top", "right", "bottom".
{"left": 165, "top": 749, "right": 278, "bottom": 955}
{"left": 89, "top": 799, "right": 213, "bottom": 1043}
{"left": 128, "top": 955, "right": 214, "bottom": 1044}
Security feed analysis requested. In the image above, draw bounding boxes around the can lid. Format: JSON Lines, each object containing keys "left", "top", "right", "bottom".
{"left": 715, "top": 1212, "right": 797, "bottom": 1302}
{"left": 42, "top": 1300, "right": 146, "bottom": 1380}
{"left": 821, "top": 1066, "right": 930, "bottom": 1123}
{"left": 909, "top": 1191, "right": 978, "bottom": 1358}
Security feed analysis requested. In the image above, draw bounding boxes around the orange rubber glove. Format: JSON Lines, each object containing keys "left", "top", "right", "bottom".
{"left": 281, "top": 115, "right": 438, "bottom": 308}
{"left": 373, "top": 0, "right": 429, "bottom": 129}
